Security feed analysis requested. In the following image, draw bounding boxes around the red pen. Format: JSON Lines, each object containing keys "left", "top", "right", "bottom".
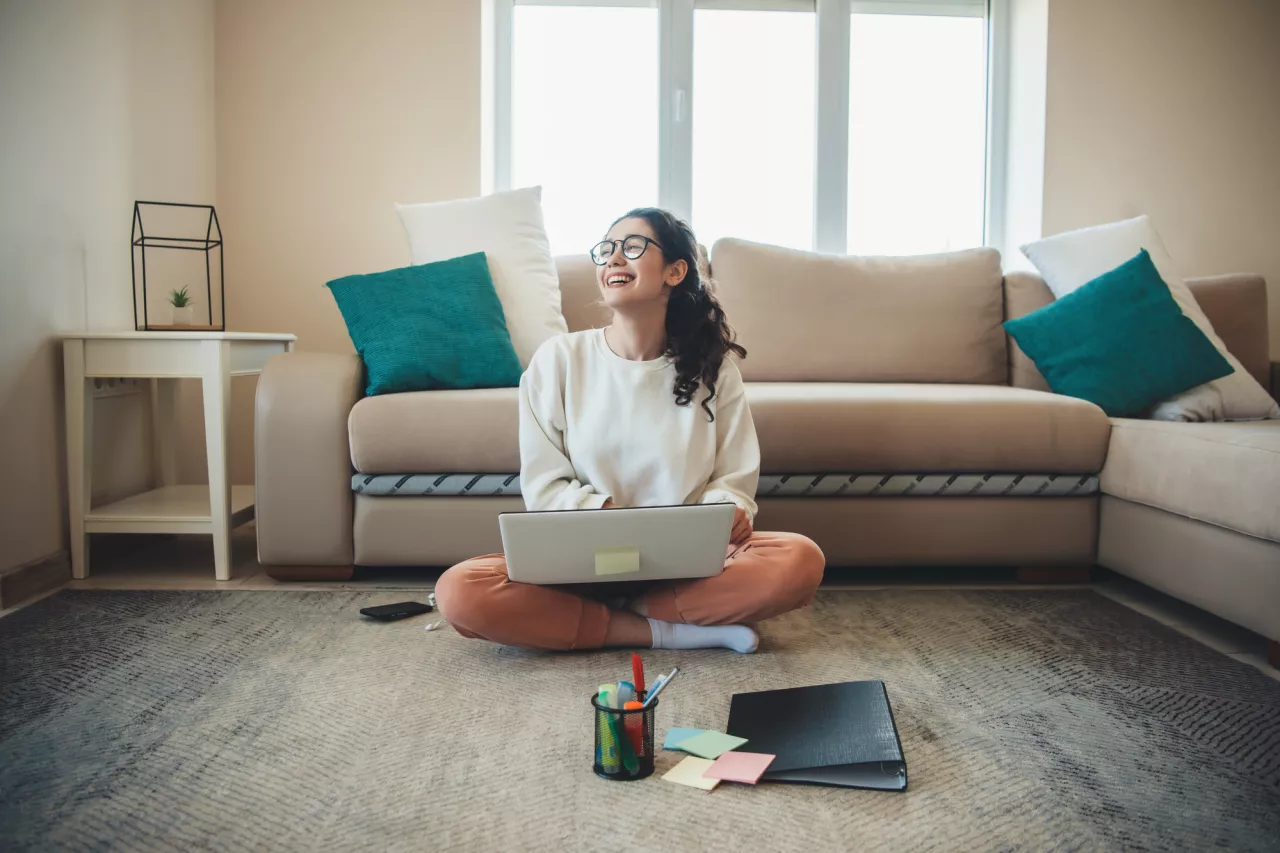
{"left": 632, "top": 653, "right": 646, "bottom": 697}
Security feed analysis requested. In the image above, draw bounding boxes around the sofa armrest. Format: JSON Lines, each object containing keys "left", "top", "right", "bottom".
{"left": 1185, "top": 273, "right": 1270, "bottom": 389}
{"left": 254, "top": 351, "right": 364, "bottom": 566}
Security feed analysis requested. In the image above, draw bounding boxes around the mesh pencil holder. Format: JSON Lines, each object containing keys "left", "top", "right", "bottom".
{"left": 591, "top": 694, "right": 657, "bottom": 781}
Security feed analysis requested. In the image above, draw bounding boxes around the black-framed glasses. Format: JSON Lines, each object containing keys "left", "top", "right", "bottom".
{"left": 590, "top": 234, "right": 664, "bottom": 266}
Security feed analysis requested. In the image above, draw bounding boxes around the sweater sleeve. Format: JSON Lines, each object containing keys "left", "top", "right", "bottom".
{"left": 518, "top": 341, "right": 611, "bottom": 512}
{"left": 696, "top": 359, "right": 760, "bottom": 520}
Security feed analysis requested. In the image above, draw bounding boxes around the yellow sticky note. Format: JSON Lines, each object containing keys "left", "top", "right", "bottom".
{"left": 595, "top": 545, "right": 640, "bottom": 576}
{"left": 662, "top": 756, "right": 720, "bottom": 791}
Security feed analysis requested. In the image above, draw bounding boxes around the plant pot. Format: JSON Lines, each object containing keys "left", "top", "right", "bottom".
{"left": 171, "top": 305, "right": 195, "bottom": 325}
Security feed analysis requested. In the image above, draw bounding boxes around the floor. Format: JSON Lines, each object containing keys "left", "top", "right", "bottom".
{"left": 4, "top": 522, "right": 1277, "bottom": 681}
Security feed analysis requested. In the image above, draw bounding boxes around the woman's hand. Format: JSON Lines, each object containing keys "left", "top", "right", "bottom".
{"left": 731, "top": 507, "right": 753, "bottom": 545}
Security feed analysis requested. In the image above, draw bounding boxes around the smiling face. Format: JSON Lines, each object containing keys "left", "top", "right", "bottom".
{"left": 595, "top": 217, "right": 688, "bottom": 310}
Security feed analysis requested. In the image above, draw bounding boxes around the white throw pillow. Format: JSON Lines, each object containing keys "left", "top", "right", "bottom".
{"left": 396, "top": 186, "right": 568, "bottom": 366}
{"left": 1021, "top": 216, "right": 1279, "bottom": 422}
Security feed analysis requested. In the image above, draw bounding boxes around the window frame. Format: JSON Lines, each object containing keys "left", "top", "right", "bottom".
{"left": 489, "top": 0, "right": 1004, "bottom": 255}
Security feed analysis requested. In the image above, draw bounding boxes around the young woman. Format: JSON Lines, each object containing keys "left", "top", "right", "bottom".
{"left": 435, "top": 208, "right": 824, "bottom": 653}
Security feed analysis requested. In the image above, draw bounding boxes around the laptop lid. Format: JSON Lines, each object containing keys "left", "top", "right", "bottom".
{"left": 499, "top": 503, "right": 736, "bottom": 585}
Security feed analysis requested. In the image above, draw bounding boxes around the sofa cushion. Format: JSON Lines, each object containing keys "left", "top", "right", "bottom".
{"left": 747, "top": 384, "right": 1110, "bottom": 473}
{"left": 710, "top": 239, "right": 1007, "bottom": 384}
{"left": 349, "top": 387, "right": 520, "bottom": 474}
{"left": 395, "top": 186, "right": 568, "bottom": 366}
{"left": 325, "top": 253, "right": 523, "bottom": 396}
{"left": 349, "top": 382, "right": 1110, "bottom": 477}
{"left": 1101, "top": 419, "right": 1280, "bottom": 542}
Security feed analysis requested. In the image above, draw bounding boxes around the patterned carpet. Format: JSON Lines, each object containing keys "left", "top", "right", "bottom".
{"left": 2, "top": 589, "right": 1278, "bottom": 852}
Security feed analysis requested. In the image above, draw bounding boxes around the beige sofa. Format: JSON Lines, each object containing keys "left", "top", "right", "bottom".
{"left": 254, "top": 240, "right": 1280, "bottom": 653}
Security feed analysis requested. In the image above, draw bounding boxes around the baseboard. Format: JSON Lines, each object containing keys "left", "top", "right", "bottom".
{"left": 1016, "top": 566, "right": 1093, "bottom": 584}
{"left": 1, "top": 550, "right": 71, "bottom": 610}
{"left": 263, "top": 564, "right": 356, "bottom": 582}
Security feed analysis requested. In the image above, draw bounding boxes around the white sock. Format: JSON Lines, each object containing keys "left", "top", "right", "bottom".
{"left": 647, "top": 617, "right": 759, "bottom": 654}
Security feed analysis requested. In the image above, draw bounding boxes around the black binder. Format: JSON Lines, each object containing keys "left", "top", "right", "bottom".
{"left": 725, "top": 680, "right": 908, "bottom": 791}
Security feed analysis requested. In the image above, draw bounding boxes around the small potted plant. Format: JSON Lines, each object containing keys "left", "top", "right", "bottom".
{"left": 169, "top": 286, "right": 195, "bottom": 326}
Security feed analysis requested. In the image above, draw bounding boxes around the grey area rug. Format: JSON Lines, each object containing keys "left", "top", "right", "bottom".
{"left": 2, "top": 590, "right": 1278, "bottom": 853}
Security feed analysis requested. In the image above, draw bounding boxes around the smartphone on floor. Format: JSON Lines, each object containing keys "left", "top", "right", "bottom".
{"left": 359, "top": 601, "right": 433, "bottom": 621}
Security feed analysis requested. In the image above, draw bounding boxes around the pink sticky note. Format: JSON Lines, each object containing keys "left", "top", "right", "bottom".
{"left": 702, "top": 751, "right": 776, "bottom": 785}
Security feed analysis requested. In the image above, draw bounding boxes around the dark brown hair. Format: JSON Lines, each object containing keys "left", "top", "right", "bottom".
{"left": 609, "top": 208, "right": 747, "bottom": 421}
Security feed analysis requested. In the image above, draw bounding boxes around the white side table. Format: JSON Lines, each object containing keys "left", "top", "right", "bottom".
{"left": 62, "top": 332, "right": 296, "bottom": 580}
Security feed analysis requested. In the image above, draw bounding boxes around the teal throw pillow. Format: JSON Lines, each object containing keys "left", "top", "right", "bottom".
{"left": 1003, "top": 249, "right": 1232, "bottom": 417}
{"left": 326, "top": 252, "right": 523, "bottom": 396}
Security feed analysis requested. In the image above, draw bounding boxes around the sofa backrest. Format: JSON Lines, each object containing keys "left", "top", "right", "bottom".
{"left": 1185, "top": 274, "right": 1271, "bottom": 389}
{"left": 555, "top": 244, "right": 713, "bottom": 336}
{"left": 1003, "top": 271, "right": 1053, "bottom": 391}
{"left": 1004, "top": 269, "right": 1273, "bottom": 391}
{"left": 708, "top": 238, "right": 1007, "bottom": 384}
{"left": 555, "top": 254, "right": 611, "bottom": 333}
{"left": 558, "top": 248, "right": 1270, "bottom": 391}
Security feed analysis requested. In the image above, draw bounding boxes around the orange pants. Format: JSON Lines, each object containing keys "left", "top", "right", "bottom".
{"left": 435, "top": 531, "right": 825, "bottom": 651}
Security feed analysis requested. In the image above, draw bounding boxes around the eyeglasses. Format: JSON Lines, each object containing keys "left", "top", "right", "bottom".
{"left": 590, "top": 234, "right": 664, "bottom": 266}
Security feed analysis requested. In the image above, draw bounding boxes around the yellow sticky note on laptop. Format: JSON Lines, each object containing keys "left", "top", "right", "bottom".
{"left": 595, "top": 546, "right": 640, "bottom": 576}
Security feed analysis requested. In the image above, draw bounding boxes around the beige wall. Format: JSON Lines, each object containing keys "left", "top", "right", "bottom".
{"left": 209, "top": 0, "right": 481, "bottom": 485}
{"left": 5, "top": 0, "right": 1273, "bottom": 574}
{"left": 0, "top": 0, "right": 215, "bottom": 572}
{"left": 1042, "top": 0, "right": 1280, "bottom": 357}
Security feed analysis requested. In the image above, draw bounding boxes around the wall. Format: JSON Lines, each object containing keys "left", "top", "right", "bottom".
{"left": 210, "top": 0, "right": 481, "bottom": 485}
{"left": 0, "top": 0, "right": 215, "bottom": 573}
{"left": 1041, "top": 0, "right": 1280, "bottom": 357}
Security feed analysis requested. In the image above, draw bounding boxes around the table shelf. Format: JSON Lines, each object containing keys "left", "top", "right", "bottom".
{"left": 85, "top": 486, "right": 255, "bottom": 534}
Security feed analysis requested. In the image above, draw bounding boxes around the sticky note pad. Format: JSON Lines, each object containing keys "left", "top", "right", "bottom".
{"left": 662, "top": 756, "right": 720, "bottom": 791}
{"left": 664, "top": 727, "right": 707, "bottom": 750}
{"left": 703, "top": 751, "right": 776, "bottom": 785}
{"left": 676, "top": 731, "right": 748, "bottom": 759}
{"left": 595, "top": 546, "right": 640, "bottom": 576}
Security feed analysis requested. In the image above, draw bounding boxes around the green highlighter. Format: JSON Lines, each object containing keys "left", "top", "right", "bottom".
{"left": 599, "top": 683, "right": 639, "bottom": 776}
{"left": 597, "top": 685, "right": 621, "bottom": 774}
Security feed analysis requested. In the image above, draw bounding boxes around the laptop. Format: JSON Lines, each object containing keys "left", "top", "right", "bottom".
{"left": 499, "top": 503, "right": 737, "bottom": 585}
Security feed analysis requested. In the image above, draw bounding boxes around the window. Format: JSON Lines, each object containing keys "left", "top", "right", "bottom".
{"left": 692, "top": 8, "right": 815, "bottom": 249}
{"left": 494, "top": 0, "right": 996, "bottom": 257}
{"left": 847, "top": 11, "right": 987, "bottom": 255}
{"left": 510, "top": 4, "right": 659, "bottom": 253}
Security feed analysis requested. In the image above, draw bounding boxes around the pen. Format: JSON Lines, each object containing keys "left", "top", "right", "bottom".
{"left": 641, "top": 667, "right": 680, "bottom": 708}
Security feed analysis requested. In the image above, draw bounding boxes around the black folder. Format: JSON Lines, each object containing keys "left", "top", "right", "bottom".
{"left": 725, "top": 680, "right": 907, "bottom": 790}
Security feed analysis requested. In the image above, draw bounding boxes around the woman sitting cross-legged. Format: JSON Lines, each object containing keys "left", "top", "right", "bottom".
{"left": 434, "top": 208, "right": 825, "bottom": 653}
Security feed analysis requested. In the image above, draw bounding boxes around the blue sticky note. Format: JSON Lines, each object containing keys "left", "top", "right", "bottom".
{"left": 664, "top": 727, "right": 708, "bottom": 750}
{"left": 677, "top": 731, "right": 748, "bottom": 760}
